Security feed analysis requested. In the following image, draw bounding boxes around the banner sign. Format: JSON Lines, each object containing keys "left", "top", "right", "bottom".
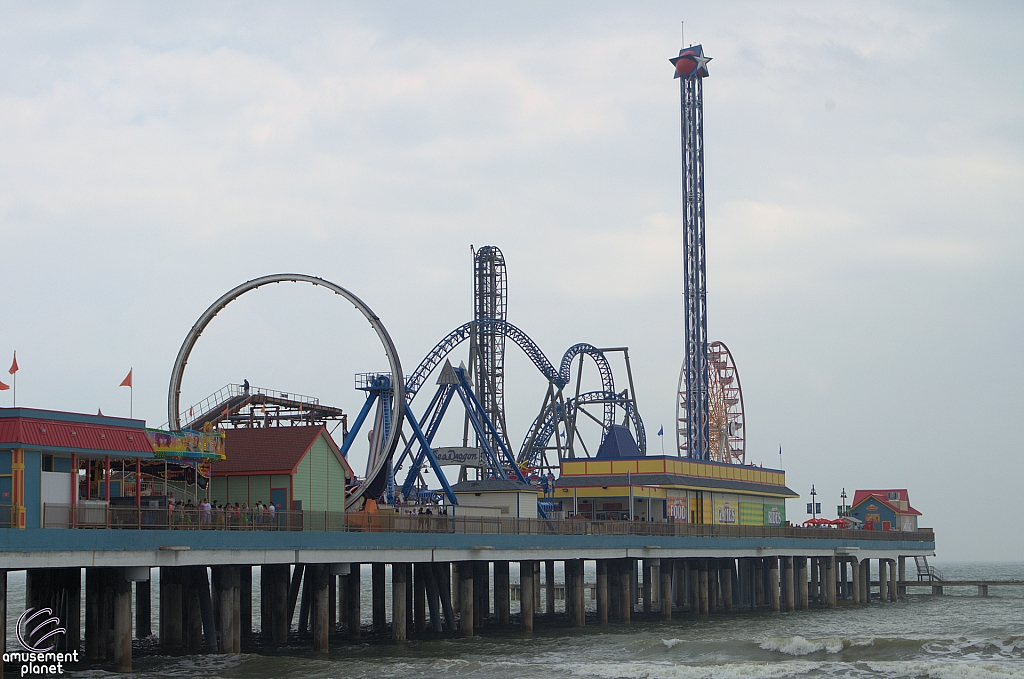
{"left": 432, "top": 447, "right": 484, "bottom": 466}
{"left": 147, "top": 428, "right": 226, "bottom": 460}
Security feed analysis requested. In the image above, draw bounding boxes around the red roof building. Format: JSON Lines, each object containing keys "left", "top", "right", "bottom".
{"left": 0, "top": 408, "right": 156, "bottom": 529}
{"left": 210, "top": 425, "right": 353, "bottom": 513}
{"left": 849, "top": 489, "right": 922, "bottom": 532}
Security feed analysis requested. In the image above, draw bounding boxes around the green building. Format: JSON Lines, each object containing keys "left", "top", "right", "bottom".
{"left": 209, "top": 425, "right": 352, "bottom": 513}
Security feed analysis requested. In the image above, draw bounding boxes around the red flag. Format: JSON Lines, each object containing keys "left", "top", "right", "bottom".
{"left": 120, "top": 368, "right": 133, "bottom": 388}
{"left": 0, "top": 380, "right": 8, "bottom": 391}
{"left": 8, "top": 352, "right": 17, "bottom": 375}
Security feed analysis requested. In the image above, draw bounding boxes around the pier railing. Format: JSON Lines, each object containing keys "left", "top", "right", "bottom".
{"left": 40, "top": 504, "right": 934, "bottom": 543}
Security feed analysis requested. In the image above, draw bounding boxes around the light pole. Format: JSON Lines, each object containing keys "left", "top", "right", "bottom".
{"left": 809, "top": 485, "right": 818, "bottom": 520}
{"left": 839, "top": 488, "right": 848, "bottom": 517}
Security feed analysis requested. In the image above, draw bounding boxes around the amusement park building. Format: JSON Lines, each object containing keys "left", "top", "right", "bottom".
{"left": 0, "top": 408, "right": 156, "bottom": 528}
{"left": 210, "top": 425, "right": 353, "bottom": 513}
{"left": 554, "top": 457, "right": 797, "bottom": 525}
{"left": 848, "top": 489, "right": 921, "bottom": 532}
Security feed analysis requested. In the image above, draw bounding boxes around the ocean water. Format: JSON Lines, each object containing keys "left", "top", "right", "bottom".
{"left": 5, "top": 561, "right": 1022, "bottom": 679}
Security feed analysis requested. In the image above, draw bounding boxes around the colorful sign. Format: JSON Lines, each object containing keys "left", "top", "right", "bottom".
{"left": 714, "top": 500, "right": 737, "bottom": 524}
{"left": 668, "top": 497, "right": 688, "bottom": 522}
{"left": 433, "top": 447, "right": 483, "bottom": 466}
{"left": 146, "top": 427, "right": 226, "bottom": 460}
{"left": 764, "top": 502, "right": 785, "bottom": 527}
{"left": 739, "top": 502, "right": 763, "bottom": 526}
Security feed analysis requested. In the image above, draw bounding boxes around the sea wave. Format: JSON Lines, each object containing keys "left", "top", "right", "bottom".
{"left": 759, "top": 636, "right": 845, "bottom": 656}
{"left": 865, "top": 661, "right": 1024, "bottom": 679}
{"left": 565, "top": 660, "right": 822, "bottom": 679}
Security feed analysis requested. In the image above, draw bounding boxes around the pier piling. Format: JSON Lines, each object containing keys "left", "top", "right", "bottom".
{"left": 112, "top": 568, "right": 132, "bottom": 672}
{"left": 619, "top": 559, "right": 633, "bottom": 623}
{"left": 520, "top": 560, "right": 534, "bottom": 633}
{"left": 661, "top": 559, "right": 673, "bottom": 620}
{"left": 391, "top": 563, "right": 408, "bottom": 642}
{"left": 458, "top": 562, "right": 474, "bottom": 637}
{"left": 348, "top": 564, "right": 362, "bottom": 638}
{"left": 597, "top": 559, "right": 609, "bottom": 624}
{"left": 372, "top": 563, "right": 387, "bottom": 632}
{"left": 494, "top": 561, "right": 510, "bottom": 626}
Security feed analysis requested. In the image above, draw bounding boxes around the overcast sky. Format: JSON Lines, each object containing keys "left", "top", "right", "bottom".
{"left": 1, "top": 2, "right": 1021, "bottom": 560}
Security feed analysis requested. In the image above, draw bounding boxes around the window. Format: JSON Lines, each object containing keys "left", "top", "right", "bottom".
{"left": 42, "top": 455, "right": 54, "bottom": 472}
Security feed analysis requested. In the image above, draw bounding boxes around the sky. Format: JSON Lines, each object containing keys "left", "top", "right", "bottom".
{"left": 0, "top": 1, "right": 1021, "bottom": 560}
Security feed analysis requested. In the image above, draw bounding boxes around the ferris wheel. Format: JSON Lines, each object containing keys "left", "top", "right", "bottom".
{"left": 676, "top": 340, "right": 745, "bottom": 464}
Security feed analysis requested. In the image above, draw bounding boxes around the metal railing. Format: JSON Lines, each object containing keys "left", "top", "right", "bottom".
{"left": 168, "top": 383, "right": 321, "bottom": 429}
{"left": 40, "top": 504, "right": 935, "bottom": 543}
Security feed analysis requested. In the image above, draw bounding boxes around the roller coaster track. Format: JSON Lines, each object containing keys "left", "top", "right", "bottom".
{"left": 517, "top": 390, "right": 646, "bottom": 469}
{"left": 405, "top": 319, "right": 566, "bottom": 397}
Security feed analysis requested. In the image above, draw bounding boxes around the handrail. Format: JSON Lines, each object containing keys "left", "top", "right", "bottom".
{"left": 40, "top": 504, "right": 936, "bottom": 542}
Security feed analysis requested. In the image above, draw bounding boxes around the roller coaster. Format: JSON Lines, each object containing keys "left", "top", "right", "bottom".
{"left": 165, "top": 247, "right": 646, "bottom": 511}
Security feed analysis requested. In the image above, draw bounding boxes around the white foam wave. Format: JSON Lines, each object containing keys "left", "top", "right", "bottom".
{"left": 865, "top": 661, "right": 1024, "bottom": 679}
{"left": 759, "top": 636, "right": 844, "bottom": 656}
{"left": 664, "top": 639, "right": 685, "bottom": 649}
{"left": 564, "top": 660, "right": 822, "bottom": 679}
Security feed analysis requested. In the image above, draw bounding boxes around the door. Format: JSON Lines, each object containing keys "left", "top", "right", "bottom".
{"left": 271, "top": 488, "right": 287, "bottom": 512}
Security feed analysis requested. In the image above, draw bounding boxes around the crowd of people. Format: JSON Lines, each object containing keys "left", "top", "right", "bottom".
{"left": 166, "top": 496, "right": 282, "bottom": 529}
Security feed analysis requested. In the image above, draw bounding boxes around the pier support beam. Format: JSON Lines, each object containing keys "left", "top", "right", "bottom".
{"left": 158, "top": 567, "right": 182, "bottom": 651}
{"left": 708, "top": 561, "right": 718, "bottom": 612}
{"left": 214, "top": 566, "right": 241, "bottom": 653}
{"left": 434, "top": 563, "right": 456, "bottom": 632}
{"left": 545, "top": 561, "right": 556, "bottom": 615}
{"left": 494, "top": 561, "right": 510, "bottom": 626}
{"left": 458, "top": 562, "right": 474, "bottom": 637}
{"left": 423, "top": 563, "right": 443, "bottom": 633}
{"left": 860, "top": 559, "right": 870, "bottom": 604}
{"left": 619, "top": 559, "right": 633, "bottom": 623}
{"left": 608, "top": 560, "right": 621, "bottom": 621}
{"left": 698, "top": 561, "right": 710, "bottom": 616}
{"left": 392, "top": 563, "right": 408, "bottom": 642}
{"left": 572, "top": 559, "right": 585, "bottom": 627}
{"left": 782, "top": 557, "right": 795, "bottom": 612}
{"left": 597, "top": 559, "right": 609, "bottom": 625}
{"left": 642, "top": 559, "right": 653, "bottom": 614}
{"left": 414, "top": 563, "right": 428, "bottom": 633}
{"left": 849, "top": 558, "right": 861, "bottom": 605}
{"left": 112, "top": 568, "right": 132, "bottom": 673}
{"left": 809, "top": 558, "right": 819, "bottom": 603}
{"left": 898, "top": 557, "right": 907, "bottom": 597}
{"left": 661, "top": 559, "right": 673, "bottom": 620}
{"left": 136, "top": 578, "right": 151, "bottom": 639}
{"left": 348, "top": 564, "right": 362, "bottom": 638}
{"left": 372, "top": 563, "right": 387, "bottom": 633}
{"left": 824, "top": 557, "right": 836, "bottom": 608}
{"left": 978, "top": 585, "right": 989, "bottom": 597}
{"left": 796, "top": 557, "right": 809, "bottom": 610}
{"left": 520, "top": 560, "right": 535, "bottom": 633}
{"left": 564, "top": 560, "right": 575, "bottom": 624}
{"left": 753, "top": 559, "right": 764, "bottom": 608}
{"left": 879, "top": 560, "right": 888, "bottom": 603}
{"left": 768, "top": 558, "right": 781, "bottom": 612}
{"left": 310, "top": 564, "right": 329, "bottom": 652}
{"left": 262, "top": 564, "right": 290, "bottom": 643}
{"left": 240, "top": 566, "right": 252, "bottom": 644}
{"left": 722, "top": 559, "right": 734, "bottom": 611}
{"left": 888, "top": 559, "right": 898, "bottom": 602}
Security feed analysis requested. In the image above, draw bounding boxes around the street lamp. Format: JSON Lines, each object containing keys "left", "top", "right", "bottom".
{"left": 807, "top": 485, "right": 821, "bottom": 520}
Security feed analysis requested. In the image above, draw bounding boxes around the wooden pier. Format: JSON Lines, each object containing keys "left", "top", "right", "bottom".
{"left": 0, "top": 513, "right": 938, "bottom": 675}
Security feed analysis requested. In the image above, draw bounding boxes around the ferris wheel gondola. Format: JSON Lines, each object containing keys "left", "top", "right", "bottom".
{"left": 676, "top": 340, "right": 745, "bottom": 464}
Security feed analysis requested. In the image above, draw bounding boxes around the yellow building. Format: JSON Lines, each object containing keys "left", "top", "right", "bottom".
{"left": 553, "top": 455, "right": 797, "bottom": 526}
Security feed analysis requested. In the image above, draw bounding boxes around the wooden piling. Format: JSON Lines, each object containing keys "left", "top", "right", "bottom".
{"left": 520, "top": 560, "right": 534, "bottom": 633}
{"left": 458, "top": 562, "right": 474, "bottom": 637}
{"left": 619, "top": 559, "right": 633, "bottom": 623}
{"left": 545, "top": 560, "right": 556, "bottom": 615}
{"left": 135, "top": 578, "right": 151, "bottom": 639}
{"left": 347, "top": 564, "right": 362, "bottom": 638}
{"left": 494, "top": 561, "right": 510, "bottom": 626}
{"left": 660, "top": 559, "right": 673, "bottom": 620}
{"left": 372, "top": 563, "right": 387, "bottom": 632}
{"left": 112, "top": 568, "right": 132, "bottom": 673}
{"left": 311, "top": 564, "right": 330, "bottom": 652}
{"left": 597, "top": 559, "right": 609, "bottom": 625}
{"left": 888, "top": 559, "right": 898, "bottom": 602}
{"left": 698, "top": 561, "right": 710, "bottom": 616}
{"left": 392, "top": 563, "right": 408, "bottom": 642}
{"left": 434, "top": 563, "right": 457, "bottom": 632}
{"left": 423, "top": 563, "right": 443, "bottom": 632}
{"left": 768, "top": 558, "right": 781, "bottom": 612}
{"left": 782, "top": 557, "right": 795, "bottom": 612}
{"left": 415, "top": 563, "right": 429, "bottom": 632}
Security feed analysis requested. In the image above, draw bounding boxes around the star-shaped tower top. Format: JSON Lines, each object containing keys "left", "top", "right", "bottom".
{"left": 670, "top": 44, "right": 711, "bottom": 79}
